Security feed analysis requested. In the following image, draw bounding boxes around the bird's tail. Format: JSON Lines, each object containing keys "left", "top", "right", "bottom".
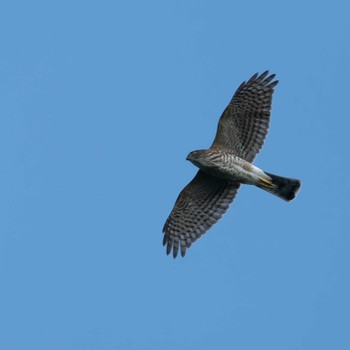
{"left": 257, "top": 171, "right": 301, "bottom": 202}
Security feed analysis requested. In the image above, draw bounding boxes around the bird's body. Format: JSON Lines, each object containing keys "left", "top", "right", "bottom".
{"left": 187, "top": 149, "right": 267, "bottom": 185}
{"left": 163, "top": 71, "right": 301, "bottom": 258}
{"left": 186, "top": 149, "right": 300, "bottom": 201}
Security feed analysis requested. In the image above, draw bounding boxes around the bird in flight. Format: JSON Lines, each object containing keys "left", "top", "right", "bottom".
{"left": 163, "top": 71, "right": 301, "bottom": 258}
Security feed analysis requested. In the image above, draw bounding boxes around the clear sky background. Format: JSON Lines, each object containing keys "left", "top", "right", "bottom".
{"left": 0, "top": 1, "right": 349, "bottom": 349}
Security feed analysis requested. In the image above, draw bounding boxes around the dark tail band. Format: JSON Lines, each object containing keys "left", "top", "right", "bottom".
{"left": 257, "top": 171, "right": 301, "bottom": 201}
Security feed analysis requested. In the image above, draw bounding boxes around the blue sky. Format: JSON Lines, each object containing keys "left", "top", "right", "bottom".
{"left": 0, "top": 1, "right": 349, "bottom": 349}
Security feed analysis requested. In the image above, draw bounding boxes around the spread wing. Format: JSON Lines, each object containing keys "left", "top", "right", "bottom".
{"left": 163, "top": 170, "right": 240, "bottom": 258}
{"left": 211, "top": 71, "right": 278, "bottom": 162}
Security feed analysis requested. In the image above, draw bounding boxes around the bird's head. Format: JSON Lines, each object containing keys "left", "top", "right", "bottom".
{"left": 186, "top": 149, "right": 209, "bottom": 167}
{"left": 187, "top": 150, "right": 203, "bottom": 161}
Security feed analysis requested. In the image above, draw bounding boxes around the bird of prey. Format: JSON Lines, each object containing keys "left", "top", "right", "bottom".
{"left": 162, "top": 71, "right": 301, "bottom": 258}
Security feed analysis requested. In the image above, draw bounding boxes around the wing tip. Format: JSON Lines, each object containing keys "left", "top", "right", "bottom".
{"left": 162, "top": 231, "right": 184, "bottom": 259}
{"left": 248, "top": 70, "right": 277, "bottom": 83}
{"left": 233, "top": 71, "right": 278, "bottom": 96}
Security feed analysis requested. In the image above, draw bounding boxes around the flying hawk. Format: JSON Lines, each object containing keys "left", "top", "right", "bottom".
{"left": 163, "top": 71, "right": 301, "bottom": 258}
